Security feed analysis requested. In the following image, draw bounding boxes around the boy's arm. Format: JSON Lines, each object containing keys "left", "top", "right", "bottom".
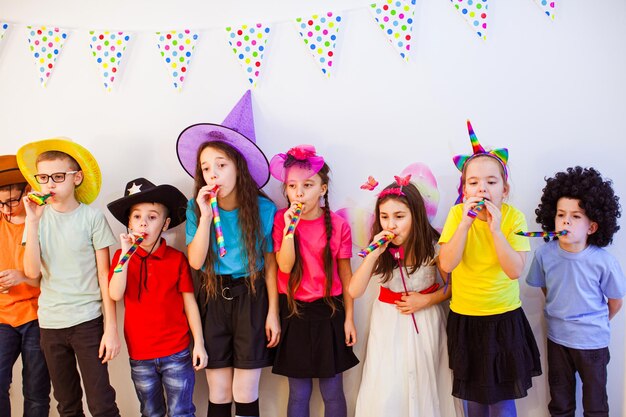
{"left": 264, "top": 252, "right": 280, "bottom": 348}
{"left": 608, "top": 298, "right": 623, "bottom": 320}
{"left": 23, "top": 220, "right": 43, "bottom": 281}
{"left": 339, "top": 258, "right": 356, "bottom": 346}
{"left": 182, "top": 292, "right": 208, "bottom": 370}
{"left": 95, "top": 247, "right": 120, "bottom": 363}
{"left": 0, "top": 269, "right": 40, "bottom": 290}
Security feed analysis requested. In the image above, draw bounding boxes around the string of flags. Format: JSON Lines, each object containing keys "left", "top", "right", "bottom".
{"left": 0, "top": 0, "right": 557, "bottom": 91}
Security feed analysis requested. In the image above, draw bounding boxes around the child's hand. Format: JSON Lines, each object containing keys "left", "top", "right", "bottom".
{"left": 282, "top": 201, "right": 303, "bottom": 236}
{"left": 344, "top": 318, "right": 357, "bottom": 346}
{"left": 265, "top": 310, "right": 281, "bottom": 348}
{"left": 396, "top": 292, "right": 431, "bottom": 314}
{"left": 99, "top": 328, "right": 121, "bottom": 363}
{"left": 119, "top": 232, "right": 137, "bottom": 254}
{"left": 22, "top": 195, "right": 45, "bottom": 222}
{"left": 366, "top": 230, "right": 394, "bottom": 258}
{"left": 0, "top": 269, "right": 27, "bottom": 289}
{"left": 483, "top": 200, "right": 503, "bottom": 233}
{"left": 460, "top": 197, "right": 483, "bottom": 225}
{"left": 196, "top": 185, "right": 216, "bottom": 220}
{"left": 192, "top": 344, "right": 208, "bottom": 371}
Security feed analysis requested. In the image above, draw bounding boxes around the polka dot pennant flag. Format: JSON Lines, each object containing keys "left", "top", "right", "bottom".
{"left": 88, "top": 31, "right": 131, "bottom": 92}
{"left": 26, "top": 26, "right": 70, "bottom": 87}
{"left": 294, "top": 12, "right": 343, "bottom": 78}
{"left": 0, "top": 22, "right": 9, "bottom": 43}
{"left": 450, "top": 0, "right": 489, "bottom": 41}
{"left": 155, "top": 30, "right": 200, "bottom": 91}
{"left": 533, "top": 0, "right": 556, "bottom": 21}
{"left": 369, "top": 0, "right": 416, "bottom": 63}
{"left": 225, "top": 24, "right": 271, "bottom": 87}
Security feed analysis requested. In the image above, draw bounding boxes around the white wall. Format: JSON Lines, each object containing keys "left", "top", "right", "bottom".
{"left": 1, "top": 1, "right": 625, "bottom": 416}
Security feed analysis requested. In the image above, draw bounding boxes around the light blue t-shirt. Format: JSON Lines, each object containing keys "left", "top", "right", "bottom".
{"left": 526, "top": 240, "right": 626, "bottom": 349}
{"left": 25, "top": 203, "right": 116, "bottom": 329}
{"left": 185, "top": 196, "right": 275, "bottom": 278}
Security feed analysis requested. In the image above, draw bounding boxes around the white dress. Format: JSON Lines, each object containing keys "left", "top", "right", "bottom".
{"left": 354, "top": 264, "right": 463, "bottom": 417}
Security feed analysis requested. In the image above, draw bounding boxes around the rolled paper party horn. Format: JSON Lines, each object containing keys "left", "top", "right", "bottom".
{"left": 358, "top": 233, "right": 395, "bottom": 258}
{"left": 209, "top": 188, "right": 227, "bottom": 257}
{"left": 114, "top": 232, "right": 147, "bottom": 273}
{"left": 468, "top": 199, "right": 485, "bottom": 218}
{"left": 27, "top": 193, "right": 52, "bottom": 206}
{"left": 284, "top": 202, "right": 303, "bottom": 239}
{"left": 515, "top": 230, "right": 568, "bottom": 238}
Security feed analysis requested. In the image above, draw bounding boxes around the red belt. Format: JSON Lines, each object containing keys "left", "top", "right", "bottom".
{"left": 378, "top": 283, "right": 440, "bottom": 304}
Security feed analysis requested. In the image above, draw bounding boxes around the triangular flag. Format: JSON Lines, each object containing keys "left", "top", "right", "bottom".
{"left": 88, "top": 31, "right": 131, "bottom": 91}
{"left": 294, "top": 12, "right": 342, "bottom": 77}
{"left": 533, "top": 0, "right": 556, "bottom": 21}
{"left": 0, "top": 22, "right": 9, "bottom": 42}
{"left": 26, "top": 26, "right": 69, "bottom": 87}
{"left": 450, "top": 0, "right": 489, "bottom": 40}
{"left": 225, "top": 24, "right": 271, "bottom": 87}
{"left": 369, "top": 0, "right": 416, "bottom": 62}
{"left": 155, "top": 30, "right": 200, "bottom": 91}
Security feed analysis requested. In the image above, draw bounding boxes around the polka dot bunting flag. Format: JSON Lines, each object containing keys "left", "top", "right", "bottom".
{"left": 369, "top": 0, "right": 416, "bottom": 63}
{"left": 533, "top": 0, "right": 556, "bottom": 21}
{"left": 155, "top": 30, "right": 199, "bottom": 91}
{"left": 0, "top": 22, "right": 8, "bottom": 42}
{"left": 450, "top": 0, "right": 489, "bottom": 41}
{"left": 26, "top": 26, "right": 69, "bottom": 87}
{"left": 88, "top": 31, "right": 131, "bottom": 91}
{"left": 225, "top": 24, "right": 271, "bottom": 87}
{"left": 294, "top": 12, "right": 342, "bottom": 78}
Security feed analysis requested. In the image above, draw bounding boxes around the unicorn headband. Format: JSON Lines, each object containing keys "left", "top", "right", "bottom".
{"left": 360, "top": 174, "right": 412, "bottom": 198}
{"left": 453, "top": 120, "right": 509, "bottom": 178}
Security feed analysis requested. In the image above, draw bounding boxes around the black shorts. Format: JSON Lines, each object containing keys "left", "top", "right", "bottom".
{"left": 197, "top": 274, "right": 273, "bottom": 369}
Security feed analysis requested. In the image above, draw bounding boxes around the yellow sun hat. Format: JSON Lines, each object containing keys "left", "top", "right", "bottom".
{"left": 16, "top": 138, "right": 102, "bottom": 204}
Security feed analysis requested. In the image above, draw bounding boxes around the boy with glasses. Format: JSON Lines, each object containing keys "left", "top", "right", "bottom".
{"left": 0, "top": 155, "right": 50, "bottom": 417}
{"left": 17, "top": 139, "right": 121, "bottom": 417}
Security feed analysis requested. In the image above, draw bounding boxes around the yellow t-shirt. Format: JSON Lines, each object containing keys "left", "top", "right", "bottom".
{"left": 439, "top": 203, "right": 530, "bottom": 316}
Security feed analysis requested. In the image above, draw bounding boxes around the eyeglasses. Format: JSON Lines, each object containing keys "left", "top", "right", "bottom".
{"left": 0, "top": 188, "right": 25, "bottom": 209}
{"left": 34, "top": 171, "right": 79, "bottom": 184}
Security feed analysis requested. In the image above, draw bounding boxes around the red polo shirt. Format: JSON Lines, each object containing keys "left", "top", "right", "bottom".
{"left": 109, "top": 239, "right": 194, "bottom": 360}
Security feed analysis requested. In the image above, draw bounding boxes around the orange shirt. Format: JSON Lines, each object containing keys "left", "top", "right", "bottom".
{"left": 0, "top": 215, "right": 40, "bottom": 327}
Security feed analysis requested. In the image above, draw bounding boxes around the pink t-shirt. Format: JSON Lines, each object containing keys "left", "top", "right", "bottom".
{"left": 273, "top": 208, "right": 352, "bottom": 302}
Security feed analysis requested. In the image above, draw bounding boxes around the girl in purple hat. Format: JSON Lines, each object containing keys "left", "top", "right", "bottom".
{"left": 177, "top": 91, "right": 280, "bottom": 417}
{"left": 269, "top": 145, "right": 358, "bottom": 417}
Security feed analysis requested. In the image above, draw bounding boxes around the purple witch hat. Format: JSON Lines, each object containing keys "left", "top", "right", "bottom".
{"left": 176, "top": 90, "right": 270, "bottom": 188}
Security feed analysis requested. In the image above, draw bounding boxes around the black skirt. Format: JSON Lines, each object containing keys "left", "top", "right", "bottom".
{"left": 447, "top": 307, "right": 542, "bottom": 404}
{"left": 272, "top": 294, "right": 359, "bottom": 378}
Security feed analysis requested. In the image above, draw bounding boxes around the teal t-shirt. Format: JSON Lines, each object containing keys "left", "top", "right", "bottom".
{"left": 185, "top": 196, "right": 276, "bottom": 278}
{"left": 24, "top": 203, "right": 116, "bottom": 329}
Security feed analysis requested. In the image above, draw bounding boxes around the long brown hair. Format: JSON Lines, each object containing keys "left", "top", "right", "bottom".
{"left": 372, "top": 182, "right": 439, "bottom": 282}
{"left": 284, "top": 164, "right": 336, "bottom": 316}
{"left": 192, "top": 141, "right": 270, "bottom": 300}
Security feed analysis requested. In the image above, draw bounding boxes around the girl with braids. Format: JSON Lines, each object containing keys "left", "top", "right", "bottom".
{"left": 349, "top": 178, "right": 463, "bottom": 417}
{"left": 526, "top": 166, "right": 625, "bottom": 417}
{"left": 176, "top": 91, "right": 280, "bottom": 417}
{"left": 269, "top": 145, "right": 358, "bottom": 417}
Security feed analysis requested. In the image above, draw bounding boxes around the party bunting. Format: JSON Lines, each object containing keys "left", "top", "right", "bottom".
{"left": 0, "top": 22, "right": 8, "bottom": 43}
{"left": 26, "top": 26, "right": 69, "bottom": 87}
{"left": 450, "top": 0, "right": 489, "bottom": 41}
{"left": 533, "top": 0, "right": 556, "bottom": 21}
{"left": 155, "top": 30, "right": 199, "bottom": 91}
{"left": 88, "top": 31, "right": 131, "bottom": 91}
{"left": 369, "top": 0, "right": 416, "bottom": 62}
{"left": 295, "top": 12, "right": 342, "bottom": 77}
{"left": 225, "top": 23, "right": 271, "bottom": 87}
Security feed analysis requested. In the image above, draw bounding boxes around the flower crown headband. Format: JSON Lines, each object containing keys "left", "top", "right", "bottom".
{"left": 269, "top": 144, "right": 325, "bottom": 183}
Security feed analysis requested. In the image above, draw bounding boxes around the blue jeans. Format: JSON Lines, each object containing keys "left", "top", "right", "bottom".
{"left": 130, "top": 348, "right": 196, "bottom": 417}
{"left": 0, "top": 320, "right": 51, "bottom": 417}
